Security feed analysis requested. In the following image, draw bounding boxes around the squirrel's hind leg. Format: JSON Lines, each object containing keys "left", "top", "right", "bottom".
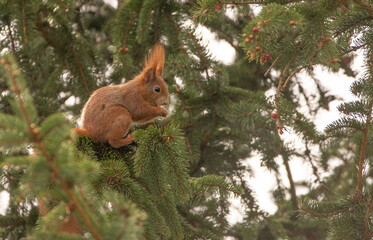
{"left": 105, "top": 107, "right": 134, "bottom": 148}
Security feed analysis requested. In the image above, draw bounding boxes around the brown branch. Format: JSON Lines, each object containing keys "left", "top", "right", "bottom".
{"left": 281, "top": 66, "right": 304, "bottom": 92}
{"left": 67, "top": 39, "right": 91, "bottom": 94}
{"left": 356, "top": 100, "right": 372, "bottom": 196}
{"left": 7, "top": 24, "right": 17, "bottom": 58}
{"left": 354, "top": 0, "right": 373, "bottom": 16}
{"left": 299, "top": 204, "right": 345, "bottom": 217}
{"left": 0, "top": 217, "right": 26, "bottom": 227}
{"left": 139, "top": 1, "right": 157, "bottom": 42}
{"left": 171, "top": 61, "right": 204, "bottom": 71}
{"left": 192, "top": 77, "right": 211, "bottom": 93}
{"left": 121, "top": 12, "right": 136, "bottom": 52}
{"left": 1, "top": 59, "right": 102, "bottom": 240}
{"left": 185, "top": 29, "right": 211, "bottom": 83}
{"left": 264, "top": 54, "right": 281, "bottom": 77}
{"left": 21, "top": 0, "right": 28, "bottom": 45}
{"left": 339, "top": 44, "right": 367, "bottom": 57}
{"left": 185, "top": 135, "right": 193, "bottom": 158}
{"left": 219, "top": 0, "right": 264, "bottom": 4}
{"left": 276, "top": 54, "right": 295, "bottom": 134}
{"left": 219, "top": 0, "right": 299, "bottom": 5}
{"left": 304, "top": 143, "right": 322, "bottom": 184}
{"left": 282, "top": 153, "right": 298, "bottom": 209}
{"left": 163, "top": 141, "right": 187, "bottom": 195}
{"left": 365, "top": 200, "right": 373, "bottom": 236}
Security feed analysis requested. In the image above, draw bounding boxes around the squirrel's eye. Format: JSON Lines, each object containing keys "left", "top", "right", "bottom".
{"left": 154, "top": 87, "right": 160, "bottom": 92}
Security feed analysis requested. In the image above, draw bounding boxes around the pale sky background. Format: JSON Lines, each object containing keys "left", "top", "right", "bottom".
{"left": 0, "top": 0, "right": 364, "bottom": 232}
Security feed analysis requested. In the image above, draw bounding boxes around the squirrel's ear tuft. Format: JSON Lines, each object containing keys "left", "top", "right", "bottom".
{"left": 145, "top": 68, "right": 155, "bottom": 83}
{"left": 141, "top": 44, "right": 165, "bottom": 78}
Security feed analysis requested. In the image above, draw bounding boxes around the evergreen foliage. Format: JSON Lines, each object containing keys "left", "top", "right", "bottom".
{"left": 1, "top": 0, "right": 373, "bottom": 239}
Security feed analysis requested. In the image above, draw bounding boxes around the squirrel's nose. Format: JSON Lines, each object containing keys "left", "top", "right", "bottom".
{"left": 162, "top": 99, "right": 169, "bottom": 105}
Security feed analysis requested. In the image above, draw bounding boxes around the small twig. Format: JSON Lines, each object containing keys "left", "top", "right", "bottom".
{"left": 185, "top": 29, "right": 211, "bottom": 83}
{"left": 67, "top": 39, "right": 91, "bottom": 94}
{"left": 192, "top": 77, "right": 211, "bottom": 93}
{"left": 218, "top": 0, "right": 299, "bottom": 5}
{"left": 171, "top": 61, "right": 204, "bottom": 71}
{"left": 21, "top": 0, "right": 28, "bottom": 45}
{"left": 356, "top": 50, "right": 373, "bottom": 199}
{"left": 139, "top": 1, "right": 157, "bottom": 42}
{"left": 281, "top": 151, "right": 297, "bottom": 209}
{"left": 184, "top": 135, "right": 193, "bottom": 158}
{"left": 353, "top": 0, "right": 373, "bottom": 16}
{"left": 339, "top": 44, "right": 367, "bottom": 57}
{"left": 356, "top": 100, "right": 372, "bottom": 197}
{"left": 365, "top": 200, "right": 373, "bottom": 236}
{"left": 281, "top": 66, "right": 304, "bottom": 92}
{"left": 7, "top": 24, "right": 17, "bottom": 58}
{"left": 264, "top": 54, "right": 281, "bottom": 77}
{"left": 121, "top": 12, "right": 136, "bottom": 52}
{"left": 299, "top": 204, "right": 345, "bottom": 217}
{"left": 304, "top": 143, "right": 322, "bottom": 184}
{"left": 320, "top": 26, "right": 333, "bottom": 64}
{"left": 276, "top": 54, "right": 295, "bottom": 134}
{"left": 219, "top": 0, "right": 264, "bottom": 4}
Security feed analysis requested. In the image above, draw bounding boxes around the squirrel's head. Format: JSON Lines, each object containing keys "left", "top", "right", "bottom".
{"left": 140, "top": 44, "right": 169, "bottom": 106}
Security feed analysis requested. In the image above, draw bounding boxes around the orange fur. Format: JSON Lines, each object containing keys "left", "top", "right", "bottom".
{"left": 141, "top": 43, "right": 165, "bottom": 78}
{"left": 76, "top": 44, "right": 169, "bottom": 148}
{"left": 72, "top": 128, "right": 90, "bottom": 137}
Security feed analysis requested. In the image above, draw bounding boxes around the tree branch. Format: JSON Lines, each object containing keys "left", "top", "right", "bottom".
{"left": 2, "top": 58, "right": 103, "bottom": 240}
{"left": 299, "top": 204, "right": 345, "bottom": 217}
{"left": 21, "top": 0, "right": 28, "bottom": 45}
{"left": 7, "top": 23, "right": 17, "bottom": 58}
{"left": 219, "top": 0, "right": 300, "bottom": 5}
{"left": 354, "top": 0, "right": 373, "bottom": 16}
{"left": 67, "top": 39, "right": 91, "bottom": 94}
{"left": 282, "top": 152, "right": 297, "bottom": 209}
{"left": 356, "top": 100, "right": 372, "bottom": 197}
{"left": 276, "top": 54, "right": 295, "bottom": 134}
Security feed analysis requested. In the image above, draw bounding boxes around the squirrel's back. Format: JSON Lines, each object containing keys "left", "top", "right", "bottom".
{"left": 81, "top": 79, "right": 142, "bottom": 140}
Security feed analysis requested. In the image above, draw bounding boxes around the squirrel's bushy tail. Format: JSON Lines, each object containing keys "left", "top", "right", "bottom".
{"left": 72, "top": 128, "right": 91, "bottom": 137}
{"left": 141, "top": 44, "right": 165, "bottom": 77}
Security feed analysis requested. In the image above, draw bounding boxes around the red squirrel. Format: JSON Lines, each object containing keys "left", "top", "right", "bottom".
{"left": 73, "top": 44, "right": 169, "bottom": 148}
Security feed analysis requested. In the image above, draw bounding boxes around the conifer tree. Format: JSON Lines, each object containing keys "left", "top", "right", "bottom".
{"left": 2, "top": 0, "right": 373, "bottom": 239}
{"left": 195, "top": 0, "right": 373, "bottom": 238}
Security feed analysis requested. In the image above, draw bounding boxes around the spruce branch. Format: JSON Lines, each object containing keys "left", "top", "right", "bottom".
{"left": 339, "top": 44, "right": 368, "bottom": 57}
{"left": 365, "top": 200, "right": 373, "bottom": 236}
{"left": 305, "top": 142, "right": 322, "bottom": 184}
{"left": 219, "top": 1, "right": 264, "bottom": 4}
{"left": 1, "top": 57, "right": 103, "bottom": 240}
{"left": 354, "top": 0, "right": 373, "bottom": 16}
{"left": 7, "top": 23, "right": 17, "bottom": 58}
{"left": 185, "top": 29, "right": 211, "bottom": 83}
{"left": 299, "top": 204, "right": 345, "bottom": 218}
{"left": 356, "top": 100, "right": 372, "bottom": 197}
{"left": 67, "top": 38, "right": 91, "bottom": 94}
{"left": 21, "top": 0, "right": 28, "bottom": 45}
{"left": 163, "top": 142, "right": 188, "bottom": 196}
{"left": 121, "top": 11, "right": 136, "bottom": 54}
{"left": 0, "top": 216, "right": 26, "bottom": 228}
{"left": 276, "top": 54, "right": 295, "bottom": 134}
{"left": 281, "top": 66, "right": 305, "bottom": 92}
{"left": 282, "top": 152, "right": 297, "bottom": 209}
{"left": 218, "top": 0, "right": 299, "bottom": 5}
{"left": 264, "top": 54, "right": 281, "bottom": 77}
{"left": 171, "top": 61, "right": 205, "bottom": 72}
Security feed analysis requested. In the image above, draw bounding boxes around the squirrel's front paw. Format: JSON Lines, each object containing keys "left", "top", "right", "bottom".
{"left": 158, "top": 107, "right": 168, "bottom": 117}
